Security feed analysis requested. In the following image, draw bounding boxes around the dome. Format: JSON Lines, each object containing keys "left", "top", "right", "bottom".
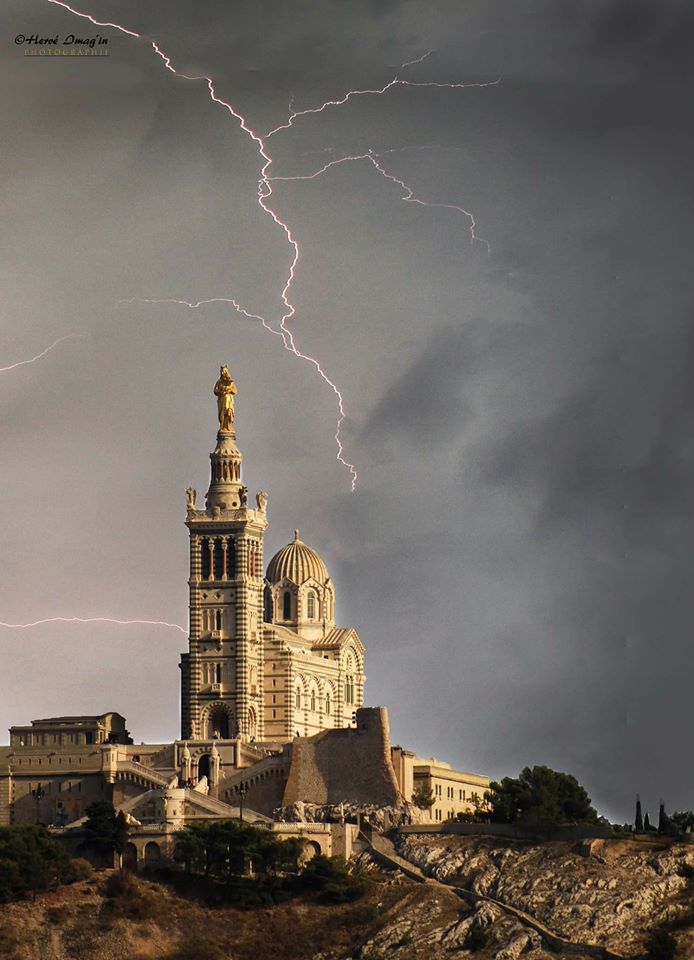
{"left": 266, "top": 530, "right": 329, "bottom": 585}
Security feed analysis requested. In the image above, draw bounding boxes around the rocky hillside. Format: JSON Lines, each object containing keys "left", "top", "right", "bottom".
{"left": 0, "top": 866, "right": 462, "bottom": 960}
{"left": 2, "top": 836, "right": 694, "bottom": 959}
{"left": 396, "top": 832, "right": 694, "bottom": 957}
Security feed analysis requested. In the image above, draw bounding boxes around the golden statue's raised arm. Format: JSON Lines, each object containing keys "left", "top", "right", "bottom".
{"left": 214, "top": 365, "right": 237, "bottom": 432}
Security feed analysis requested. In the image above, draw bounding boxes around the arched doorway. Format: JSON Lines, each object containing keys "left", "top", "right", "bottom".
{"left": 299, "top": 840, "right": 322, "bottom": 865}
{"left": 198, "top": 754, "right": 211, "bottom": 782}
{"left": 144, "top": 841, "right": 161, "bottom": 865}
{"left": 206, "top": 705, "right": 230, "bottom": 739}
{"left": 123, "top": 842, "right": 138, "bottom": 871}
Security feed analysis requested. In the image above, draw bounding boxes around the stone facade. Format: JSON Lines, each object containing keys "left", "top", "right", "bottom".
{"left": 0, "top": 369, "right": 488, "bottom": 836}
{"left": 180, "top": 408, "right": 365, "bottom": 746}
{"left": 283, "top": 708, "right": 401, "bottom": 808}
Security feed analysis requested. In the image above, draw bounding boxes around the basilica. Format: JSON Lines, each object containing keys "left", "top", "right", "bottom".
{"left": 181, "top": 365, "right": 365, "bottom": 746}
{"left": 0, "top": 368, "right": 489, "bottom": 861}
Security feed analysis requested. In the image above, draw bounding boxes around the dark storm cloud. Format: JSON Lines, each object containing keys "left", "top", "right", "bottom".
{"left": 3, "top": 0, "right": 694, "bottom": 824}
{"left": 362, "top": 322, "right": 498, "bottom": 449}
{"left": 487, "top": 317, "right": 694, "bottom": 534}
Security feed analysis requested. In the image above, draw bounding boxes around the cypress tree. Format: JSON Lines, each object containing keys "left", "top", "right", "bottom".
{"left": 635, "top": 795, "right": 644, "bottom": 832}
{"left": 644, "top": 811, "right": 651, "bottom": 832}
{"left": 658, "top": 801, "right": 670, "bottom": 835}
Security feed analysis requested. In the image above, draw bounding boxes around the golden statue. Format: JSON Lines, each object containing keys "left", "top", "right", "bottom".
{"left": 214, "top": 365, "right": 237, "bottom": 431}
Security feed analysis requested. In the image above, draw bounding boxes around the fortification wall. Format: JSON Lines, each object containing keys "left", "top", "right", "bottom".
{"left": 282, "top": 707, "right": 401, "bottom": 808}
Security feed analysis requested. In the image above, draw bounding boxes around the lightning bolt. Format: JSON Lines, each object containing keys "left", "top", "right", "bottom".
{"left": 45, "top": 1, "right": 495, "bottom": 494}
{"left": 265, "top": 72, "right": 500, "bottom": 138}
{"left": 0, "top": 617, "right": 186, "bottom": 634}
{"left": 268, "top": 150, "right": 490, "bottom": 253}
{"left": 397, "top": 51, "right": 434, "bottom": 70}
{"left": 0, "top": 334, "right": 76, "bottom": 373}
{"left": 46, "top": 0, "right": 358, "bottom": 488}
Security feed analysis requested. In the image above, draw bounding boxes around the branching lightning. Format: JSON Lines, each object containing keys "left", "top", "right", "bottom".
{"left": 0, "top": 334, "right": 76, "bottom": 373}
{"left": 0, "top": 617, "right": 186, "bottom": 634}
{"left": 269, "top": 150, "right": 490, "bottom": 253}
{"left": 265, "top": 73, "right": 500, "bottom": 138}
{"left": 20, "top": 1, "right": 497, "bottom": 642}
{"left": 45, "top": 0, "right": 497, "bottom": 493}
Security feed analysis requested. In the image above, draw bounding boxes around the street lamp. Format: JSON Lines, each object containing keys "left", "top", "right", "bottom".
{"left": 31, "top": 786, "right": 45, "bottom": 825}
{"left": 238, "top": 783, "right": 247, "bottom": 823}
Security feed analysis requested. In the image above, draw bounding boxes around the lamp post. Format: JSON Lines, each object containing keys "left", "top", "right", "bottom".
{"left": 31, "top": 785, "right": 45, "bottom": 825}
{"left": 238, "top": 783, "right": 247, "bottom": 823}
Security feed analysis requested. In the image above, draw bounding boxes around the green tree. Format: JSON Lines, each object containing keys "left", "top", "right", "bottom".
{"left": 174, "top": 821, "right": 303, "bottom": 883}
{"left": 645, "top": 811, "right": 652, "bottom": 832}
{"left": 670, "top": 810, "right": 694, "bottom": 835}
{"left": 174, "top": 823, "right": 208, "bottom": 875}
{"left": 658, "top": 802, "right": 671, "bottom": 835}
{"left": 84, "top": 802, "right": 127, "bottom": 864}
{"left": 485, "top": 765, "right": 598, "bottom": 827}
{"left": 635, "top": 796, "right": 644, "bottom": 832}
{"left": 0, "top": 825, "right": 88, "bottom": 902}
{"left": 411, "top": 784, "right": 435, "bottom": 810}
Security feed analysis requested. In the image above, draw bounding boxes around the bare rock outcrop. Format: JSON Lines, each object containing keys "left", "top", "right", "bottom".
{"left": 396, "top": 833, "right": 694, "bottom": 955}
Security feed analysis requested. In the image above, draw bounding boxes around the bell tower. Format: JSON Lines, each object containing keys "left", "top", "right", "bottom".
{"left": 180, "top": 367, "right": 268, "bottom": 743}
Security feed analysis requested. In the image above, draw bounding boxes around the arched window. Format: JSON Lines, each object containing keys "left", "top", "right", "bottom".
{"left": 201, "top": 539, "right": 211, "bottom": 579}
{"left": 307, "top": 591, "right": 316, "bottom": 619}
{"left": 325, "top": 693, "right": 331, "bottom": 715}
{"left": 215, "top": 610, "right": 222, "bottom": 631}
{"left": 213, "top": 538, "right": 225, "bottom": 580}
{"left": 295, "top": 688, "right": 301, "bottom": 709}
{"left": 310, "top": 690, "right": 316, "bottom": 712}
{"left": 283, "top": 591, "right": 291, "bottom": 620}
{"left": 216, "top": 663, "right": 222, "bottom": 684}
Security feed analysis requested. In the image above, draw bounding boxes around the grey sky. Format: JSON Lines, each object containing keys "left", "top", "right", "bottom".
{"left": 2, "top": 0, "right": 693, "bottom": 823}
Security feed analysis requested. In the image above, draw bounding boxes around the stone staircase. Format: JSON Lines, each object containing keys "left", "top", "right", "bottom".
{"left": 115, "top": 760, "right": 173, "bottom": 790}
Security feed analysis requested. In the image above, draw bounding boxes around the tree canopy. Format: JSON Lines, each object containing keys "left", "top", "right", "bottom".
{"left": 84, "top": 802, "right": 128, "bottom": 864}
{"left": 174, "top": 821, "right": 304, "bottom": 882}
{"left": 485, "top": 765, "right": 598, "bottom": 826}
{"left": 0, "top": 825, "right": 91, "bottom": 902}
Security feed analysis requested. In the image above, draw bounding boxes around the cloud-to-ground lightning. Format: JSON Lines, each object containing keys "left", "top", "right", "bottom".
{"left": 45, "top": 0, "right": 496, "bottom": 494}
{"left": 0, "top": 334, "right": 76, "bottom": 373}
{"left": 46, "top": 0, "right": 358, "bottom": 489}
{"left": 0, "top": 617, "right": 186, "bottom": 634}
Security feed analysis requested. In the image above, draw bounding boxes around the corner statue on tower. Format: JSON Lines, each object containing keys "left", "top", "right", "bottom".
{"left": 214, "top": 365, "right": 237, "bottom": 432}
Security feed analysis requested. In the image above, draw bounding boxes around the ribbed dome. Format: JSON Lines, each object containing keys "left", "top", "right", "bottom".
{"left": 266, "top": 530, "right": 329, "bottom": 585}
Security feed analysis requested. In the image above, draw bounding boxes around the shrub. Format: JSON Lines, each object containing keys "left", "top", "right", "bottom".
{"left": 101, "top": 869, "right": 157, "bottom": 921}
{"left": 46, "top": 905, "right": 72, "bottom": 925}
{"left": 466, "top": 924, "right": 487, "bottom": 952}
{"left": 0, "top": 825, "right": 85, "bottom": 902}
{"left": 645, "top": 928, "right": 677, "bottom": 960}
{"left": 299, "top": 854, "right": 369, "bottom": 903}
{"left": 61, "top": 857, "right": 93, "bottom": 884}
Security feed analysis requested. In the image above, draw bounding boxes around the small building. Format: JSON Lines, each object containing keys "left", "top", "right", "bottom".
{"left": 391, "top": 747, "right": 490, "bottom": 822}
{"left": 9, "top": 713, "right": 132, "bottom": 748}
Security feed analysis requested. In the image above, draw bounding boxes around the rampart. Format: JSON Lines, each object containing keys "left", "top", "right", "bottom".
{"left": 282, "top": 707, "right": 401, "bottom": 807}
